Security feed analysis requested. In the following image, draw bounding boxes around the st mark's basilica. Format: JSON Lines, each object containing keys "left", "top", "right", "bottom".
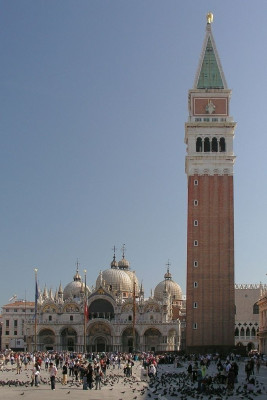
{"left": 21, "top": 249, "right": 184, "bottom": 353}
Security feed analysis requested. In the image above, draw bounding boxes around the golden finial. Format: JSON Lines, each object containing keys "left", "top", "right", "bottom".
{"left": 206, "top": 12, "right": 213, "bottom": 24}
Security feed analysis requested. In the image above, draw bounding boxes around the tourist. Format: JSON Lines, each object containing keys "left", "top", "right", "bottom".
{"left": 49, "top": 362, "right": 58, "bottom": 390}
{"left": 94, "top": 365, "right": 102, "bottom": 390}
{"left": 62, "top": 362, "right": 68, "bottom": 385}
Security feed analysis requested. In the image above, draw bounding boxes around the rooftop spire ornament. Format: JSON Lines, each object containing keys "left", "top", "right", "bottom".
{"left": 206, "top": 12, "right": 213, "bottom": 24}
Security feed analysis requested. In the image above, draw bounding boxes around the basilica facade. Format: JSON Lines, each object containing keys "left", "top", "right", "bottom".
{"left": 1, "top": 253, "right": 184, "bottom": 353}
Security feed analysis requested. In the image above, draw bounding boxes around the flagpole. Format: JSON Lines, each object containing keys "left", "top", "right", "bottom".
{"left": 34, "top": 268, "right": 38, "bottom": 352}
{"left": 132, "top": 279, "right": 136, "bottom": 352}
{"left": 84, "top": 269, "right": 87, "bottom": 354}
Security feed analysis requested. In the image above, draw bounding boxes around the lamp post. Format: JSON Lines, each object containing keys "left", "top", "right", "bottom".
{"left": 132, "top": 279, "right": 136, "bottom": 352}
{"left": 84, "top": 269, "right": 87, "bottom": 354}
{"left": 34, "top": 268, "right": 38, "bottom": 352}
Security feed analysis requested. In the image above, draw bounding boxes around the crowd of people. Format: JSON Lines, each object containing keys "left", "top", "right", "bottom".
{"left": 0, "top": 350, "right": 154, "bottom": 390}
{"left": 0, "top": 349, "right": 266, "bottom": 397}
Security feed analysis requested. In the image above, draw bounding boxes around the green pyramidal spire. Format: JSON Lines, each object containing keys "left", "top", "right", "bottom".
{"left": 197, "top": 37, "right": 224, "bottom": 89}
{"left": 194, "top": 17, "right": 227, "bottom": 90}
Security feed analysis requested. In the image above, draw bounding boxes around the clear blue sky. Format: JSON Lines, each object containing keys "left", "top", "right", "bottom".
{"left": 1, "top": 0, "right": 267, "bottom": 307}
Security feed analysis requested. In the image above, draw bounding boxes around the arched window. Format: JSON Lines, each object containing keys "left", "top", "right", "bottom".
{"left": 212, "top": 137, "right": 218, "bottom": 152}
{"left": 196, "top": 137, "right": 202, "bottom": 152}
{"left": 234, "top": 327, "right": 239, "bottom": 337}
{"left": 253, "top": 303, "right": 259, "bottom": 314}
{"left": 246, "top": 327, "right": 250, "bottom": 338}
{"left": 219, "top": 137, "right": 226, "bottom": 152}
{"left": 251, "top": 327, "right": 256, "bottom": 337}
{"left": 204, "top": 137, "right": 210, "bottom": 152}
{"left": 240, "top": 327, "right": 245, "bottom": 337}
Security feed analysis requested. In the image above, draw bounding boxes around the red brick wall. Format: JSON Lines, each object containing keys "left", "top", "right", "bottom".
{"left": 186, "top": 174, "right": 235, "bottom": 352}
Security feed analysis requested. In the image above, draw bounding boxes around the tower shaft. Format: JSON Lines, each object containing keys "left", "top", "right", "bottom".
{"left": 185, "top": 17, "right": 236, "bottom": 353}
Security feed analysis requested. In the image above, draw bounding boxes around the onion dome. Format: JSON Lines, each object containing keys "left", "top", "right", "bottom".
{"left": 73, "top": 269, "right": 81, "bottom": 282}
{"left": 96, "top": 267, "right": 132, "bottom": 293}
{"left": 63, "top": 266, "right": 91, "bottom": 300}
{"left": 118, "top": 256, "right": 130, "bottom": 270}
{"left": 118, "top": 244, "right": 130, "bottom": 270}
{"left": 110, "top": 253, "right": 118, "bottom": 269}
{"left": 154, "top": 267, "right": 182, "bottom": 301}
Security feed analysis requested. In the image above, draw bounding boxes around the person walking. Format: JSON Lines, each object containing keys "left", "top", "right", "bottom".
{"left": 86, "top": 364, "right": 94, "bottom": 390}
{"left": 62, "top": 362, "right": 68, "bottom": 385}
{"left": 49, "top": 362, "right": 58, "bottom": 390}
{"left": 94, "top": 366, "right": 102, "bottom": 390}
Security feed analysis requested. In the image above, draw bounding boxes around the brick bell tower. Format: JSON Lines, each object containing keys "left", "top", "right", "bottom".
{"left": 185, "top": 13, "right": 236, "bottom": 354}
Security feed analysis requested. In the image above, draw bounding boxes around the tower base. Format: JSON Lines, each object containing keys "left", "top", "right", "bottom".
{"left": 186, "top": 344, "right": 235, "bottom": 356}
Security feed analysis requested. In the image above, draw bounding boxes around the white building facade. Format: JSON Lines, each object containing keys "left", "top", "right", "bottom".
{"left": 1, "top": 255, "right": 183, "bottom": 353}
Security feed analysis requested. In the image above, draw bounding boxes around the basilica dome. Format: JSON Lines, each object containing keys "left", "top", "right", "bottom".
{"left": 124, "top": 270, "right": 139, "bottom": 291}
{"left": 96, "top": 268, "right": 132, "bottom": 293}
{"left": 63, "top": 269, "right": 90, "bottom": 300}
{"left": 154, "top": 269, "right": 182, "bottom": 301}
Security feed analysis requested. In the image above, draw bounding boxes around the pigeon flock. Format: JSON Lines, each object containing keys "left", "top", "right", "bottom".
{"left": 0, "top": 363, "right": 266, "bottom": 400}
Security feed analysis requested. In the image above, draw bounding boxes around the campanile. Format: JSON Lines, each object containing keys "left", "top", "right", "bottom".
{"left": 185, "top": 13, "right": 236, "bottom": 354}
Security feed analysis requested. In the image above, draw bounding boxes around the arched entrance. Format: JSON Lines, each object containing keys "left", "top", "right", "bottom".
{"left": 94, "top": 336, "right": 107, "bottom": 352}
{"left": 89, "top": 299, "right": 114, "bottom": 320}
{"left": 88, "top": 322, "right": 112, "bottom": 352}
{"left": 144, "top": 328, "right": 162, "bottom": 352}
{"left": 122, "top": 327, "right": 139, "bottom": 353}
{"left": 38, "top": 329, "right": 56, "bottom": 351}
{"left": 60, "top": 327, "right": 77, "bottom": 351}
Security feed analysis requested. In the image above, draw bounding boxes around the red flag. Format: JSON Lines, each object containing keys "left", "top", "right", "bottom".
{"left": 84, "top": 301, "right": 89, "bottom": 321}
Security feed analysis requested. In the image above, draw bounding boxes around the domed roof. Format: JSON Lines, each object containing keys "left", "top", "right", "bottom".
{"left": 118, "top": 256, "right": 130, "bottom": 269}
{"left": 110, "top": 254, "right": 118, "bottom": 269}
{"left": 63, "top": 281, "right": 83, "bottom": 300}
{"left": 96, "top": 268, "right": 132, "bottom": 293}
{"left": 63, "top": 267, "right": 90, "bottom": 300}
{"left": 117, "top": 245, "right": 130, "bottom": 269}
{"left": 154, "top": 269, "right": 182, "bottom": 301}
{"left": 124, "top": 270, "right": 139, "bottom": 291}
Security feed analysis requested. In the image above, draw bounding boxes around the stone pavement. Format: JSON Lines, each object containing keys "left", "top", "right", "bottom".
{"left": 0, "top": 360, "right": 266, "bottom": 400}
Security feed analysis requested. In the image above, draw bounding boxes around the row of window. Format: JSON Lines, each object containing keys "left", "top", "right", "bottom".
{"left": 6, "top": 320, "right": 19, "bottom": 327}
{"left": 4, "top": 309, "right": 34, "bottom": 313}
{"left": 194, "top": 117, "right": 227, "bottom": 122}
{"left": 235, "top": 327, "right": 258, "bottom": 337}
{"left": 46, "top": 315, "right": 74, "bottom": 321}
{"left": 193, "top": 323, "right": 258, "bottom": 332}
{"left": 193, "top": 192, "right": 199, "bottom": 271}
{"left": 5, "top": 331, "right": 17, "bottom": 336}
{"left": 196, "top": 137, "right": 226, "bottom": 153}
